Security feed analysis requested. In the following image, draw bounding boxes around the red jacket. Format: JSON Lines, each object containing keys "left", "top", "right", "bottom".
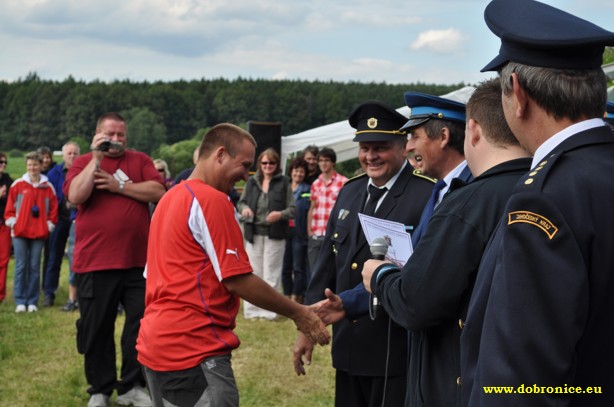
{"left": 4, "top": 174, "right": 58, "bottom": 239}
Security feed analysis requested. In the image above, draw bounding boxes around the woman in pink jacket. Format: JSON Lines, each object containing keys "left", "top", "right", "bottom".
{"left": 4, "top": 151, "right": 58, "bottom": 313}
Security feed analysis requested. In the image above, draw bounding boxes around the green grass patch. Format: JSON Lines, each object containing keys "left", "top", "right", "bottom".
{"left": 4, "top": 152, "right": 26, "bottom": 181}
{"left": 0, "top": 257, "right": 335, "bottom": 406}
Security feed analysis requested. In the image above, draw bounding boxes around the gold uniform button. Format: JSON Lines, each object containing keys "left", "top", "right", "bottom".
{"left": 333, "top": 233, "right": 339, "bottom": 238}
{"left": 458, "top": 319, "right": 465, "bottom": 329}
{"left": 525, "top": 178, "right": 534, "bottom": 185}
{"left": 457, "top": 377, "right": 462, "bottom": 387}
{"left": 529, "top": 171, "right": 538, "bottom": 176}
{"left": 351, "top": 263, "right": 358, "bottom": 270}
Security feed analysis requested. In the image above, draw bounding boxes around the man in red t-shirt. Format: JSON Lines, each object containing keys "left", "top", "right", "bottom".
{"left": 64, "top": 112, "right": 166, "bottom": 407}
{"left": 137, "top": 123, "right": 329, "bottom": 407}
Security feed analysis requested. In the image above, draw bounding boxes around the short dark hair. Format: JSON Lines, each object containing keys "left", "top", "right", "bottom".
{"left": 317, "top": 147, "right": 337, "bottom": 164}
{"left": 36, "top": 146, "right": 52, "bottom": 157}
{"left": 200, "top": 123, "right": 256, "bottom": 159}
{"left": 467, "top": 79, "right": 519, "bottom": 148}
{"left": 97, "top": 112, "right": 126, "bottom": 130}
{"left": 288, "top": 157, "right": 309, "bottom": 176}
{"left": 422, "top": 119, "right": 465, "bottom": 155}
{"left": 303, "top": 145, "right": 319, "bottom": 157}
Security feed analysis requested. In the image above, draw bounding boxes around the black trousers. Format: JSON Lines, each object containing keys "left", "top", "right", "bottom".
{"left": 335, "top": 370, "right": 406, "bottom": 407}
{"left": 76, "top": 268, "right": 147, "bottom": 396}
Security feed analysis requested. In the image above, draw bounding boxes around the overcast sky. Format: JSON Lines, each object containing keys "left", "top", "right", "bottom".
{"left": 1, "top": 0, "right": 612, "bottom": 85}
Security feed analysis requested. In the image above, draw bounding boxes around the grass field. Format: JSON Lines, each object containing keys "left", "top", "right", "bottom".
{"left": 0, "top": 258, "right": 335, "bottom": 406}
{"left": 4, "top": 153, "right": 27, "bottom": 181}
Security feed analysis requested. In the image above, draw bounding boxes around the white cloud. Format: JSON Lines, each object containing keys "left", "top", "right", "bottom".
{"left": 410, "top": 28, "right": 467, "bottom": 54}
{"left": 0, "top": 0, "right": 611, "bottom": 85}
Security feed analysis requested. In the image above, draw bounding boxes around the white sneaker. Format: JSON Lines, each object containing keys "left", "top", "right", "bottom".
{"left": 87, "top": 393, "right": 109, "bottom": 407}
{"left": 27, "top": 305, "right": 38, "bottom": 313}
{"left": 15, "top": 305, "right": 26, "bottom": 313}
{"left": 116, "top": 385, "right": 152, "bottom": 407}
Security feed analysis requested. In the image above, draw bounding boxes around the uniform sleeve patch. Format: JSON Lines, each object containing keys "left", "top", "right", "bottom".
{"left": 507, "top": 211, "right": 558, "bottom": 240}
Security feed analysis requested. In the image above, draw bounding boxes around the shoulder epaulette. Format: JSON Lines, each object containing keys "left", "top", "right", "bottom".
{"left": 412, "top": 169, "right": 436, "bottom": 183}
{"left": 517, "top": 152, "right": 561, "bottom": 191}
{"left": 344, "top": 172, "right": 368, "bottom": 184}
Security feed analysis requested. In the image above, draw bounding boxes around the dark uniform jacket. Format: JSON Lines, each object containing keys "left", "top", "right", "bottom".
{"left": 373, "top": 158, "right": 531, "bottom": 407}
{"left": 305, "top": 163, "right": 433, "bottom": 377}
{"left": 461, "top": 125, "right": 614, "bottom": 406}
{"left": 339, "top": 164, "right": 474, "bottom": 319}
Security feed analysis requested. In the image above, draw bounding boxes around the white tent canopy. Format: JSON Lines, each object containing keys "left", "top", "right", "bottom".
{"left": 280, "top": 86, "right": 477, "bottom": 169}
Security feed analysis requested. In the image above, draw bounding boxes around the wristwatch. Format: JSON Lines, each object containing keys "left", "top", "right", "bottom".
{"left": 118, "top": 180, "right": 126, "bottom": 194}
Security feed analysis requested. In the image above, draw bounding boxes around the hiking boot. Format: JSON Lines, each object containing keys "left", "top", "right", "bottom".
{"left": 42, "top": 295, "right": 54, "bottom": 307}
{"left": 87, "top": 393, "right": 109, "bottom": 407}
{"left": 61, "top": 300, "right": 78, "bottom": 312}
{"left": 116, "top": 385, "right": 152, "bottom": 407}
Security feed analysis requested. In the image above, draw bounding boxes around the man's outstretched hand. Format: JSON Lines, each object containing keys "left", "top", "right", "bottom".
{"left": 293, "top": 304, "right": 330, "bottom": 346}
{"left": 311, "top": 288, "right": 346, "bottom": 325}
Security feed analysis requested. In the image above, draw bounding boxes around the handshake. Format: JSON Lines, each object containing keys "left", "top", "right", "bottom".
{"left": 292, "top": 259, "right": 386, "bottom": 375}
{"left": 293, "top": 288, "right": 346, "bottom": 376}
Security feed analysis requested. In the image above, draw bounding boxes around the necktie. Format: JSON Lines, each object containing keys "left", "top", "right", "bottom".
{"left": 412, "top": 179, "right": 446, "bottom": 246}
{"left": 363, "top": 185, "right": 388, "bottom": 216}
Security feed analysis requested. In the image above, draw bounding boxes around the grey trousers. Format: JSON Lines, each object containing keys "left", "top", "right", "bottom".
{"left": 143, "top": 354, "right": 238, "bottom": 407}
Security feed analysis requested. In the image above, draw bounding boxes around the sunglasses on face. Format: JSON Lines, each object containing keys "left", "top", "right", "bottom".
{"left": 0, "top": 160, "right": 6, "bottom": 165}
{"left": 157, "top": 169, "right": 165, "bottom": 173}
{"left": 261, "top": 161, "right": 277, "bottom": 166}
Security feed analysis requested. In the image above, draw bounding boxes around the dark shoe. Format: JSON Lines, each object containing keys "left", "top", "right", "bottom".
{"left": 61, "top": 300, "right": 78, "bottom": 312}
{"left": 42, "top": 296, "right": 54, "bottom": 307}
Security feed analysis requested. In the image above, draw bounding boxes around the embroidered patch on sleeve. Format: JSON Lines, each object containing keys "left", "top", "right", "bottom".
{"left": 507, "top": 211, "right": 558, "bottom": 240}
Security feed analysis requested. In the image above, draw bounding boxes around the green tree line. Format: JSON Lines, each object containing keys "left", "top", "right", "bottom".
{"left": 0, "top": 72, "right": 464, "bottom": 154}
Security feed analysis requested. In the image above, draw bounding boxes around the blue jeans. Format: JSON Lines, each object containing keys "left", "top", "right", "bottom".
{"left": 12, "top": 237, "right": 45, "bottom": 306}
{"left": 43, "top": 217, "right": 72, "bottom": 298}
{"left": 282, "top": 228, "right": 308, "bottom": 297}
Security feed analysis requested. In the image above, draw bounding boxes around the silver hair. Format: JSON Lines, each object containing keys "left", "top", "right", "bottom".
{"left": 500, "top": 62, "right": 607, "bottom": 121}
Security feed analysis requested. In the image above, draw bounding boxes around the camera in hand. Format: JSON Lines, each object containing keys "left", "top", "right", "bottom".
{"left": 31, "top": 204, "right": 40, "bottom": 218}
{"left": 96, "top": 141, "right": 123, "bottom": 152}
{"left": 99, "top": 141, "right": 112, "bottom": 151}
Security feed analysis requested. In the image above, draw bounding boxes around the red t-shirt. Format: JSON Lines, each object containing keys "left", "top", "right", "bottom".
{"left": 63, "top": 150, "right": 162, "bottom": 273}
{"left": 137, "top": 179, "right": 253, "bottom": 371}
